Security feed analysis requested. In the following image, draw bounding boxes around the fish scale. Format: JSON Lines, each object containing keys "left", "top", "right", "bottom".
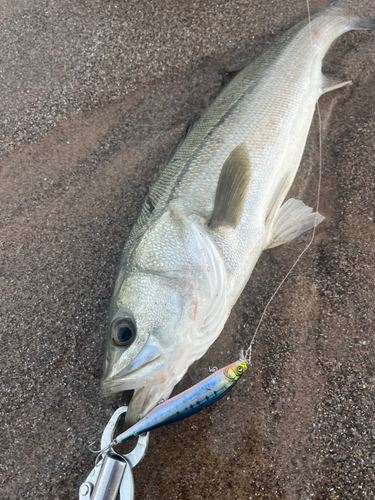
{"left": 101, "top": 2, "right": 375, "bottom": 425}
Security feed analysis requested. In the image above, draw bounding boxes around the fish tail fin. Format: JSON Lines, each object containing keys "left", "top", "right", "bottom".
{"left": 326, "top": 1, "right": 375, "bottom": 31}
{"left": 347, "top": 18, "right": 375, "bottom": 32}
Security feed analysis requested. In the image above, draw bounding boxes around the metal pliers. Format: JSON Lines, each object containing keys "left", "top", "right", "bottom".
{"left": 79, "top": 407, "right": 149, "bottom": 500}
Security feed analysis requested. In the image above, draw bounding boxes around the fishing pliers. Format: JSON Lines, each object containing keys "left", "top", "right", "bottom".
{"left": 79, "top": 407, "right": 149, "bottom": 500}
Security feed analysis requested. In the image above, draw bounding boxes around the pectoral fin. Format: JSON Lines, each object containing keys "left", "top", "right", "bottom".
{"left": 266, "top": 198, "right": 324, "bottom": 249}
{"left": 210, "top": 143, "right": 251, "bottom": 229}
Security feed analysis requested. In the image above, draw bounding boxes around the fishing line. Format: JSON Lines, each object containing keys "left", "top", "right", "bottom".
{"left": 244, "top": 0, "right": 322, "bottom": 365}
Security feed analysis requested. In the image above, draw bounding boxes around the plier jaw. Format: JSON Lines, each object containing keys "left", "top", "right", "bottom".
{"left": 79, "top": 406, "right": 149, "bottom": 500}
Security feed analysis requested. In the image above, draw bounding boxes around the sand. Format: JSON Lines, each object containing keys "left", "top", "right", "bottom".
{"left": 1, "top": 0, "right": 375, "bottom": 498}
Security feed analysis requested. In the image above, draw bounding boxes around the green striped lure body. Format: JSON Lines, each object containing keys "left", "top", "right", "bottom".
{"left": 112, "top": 359, "right": 247, "bottom": 445}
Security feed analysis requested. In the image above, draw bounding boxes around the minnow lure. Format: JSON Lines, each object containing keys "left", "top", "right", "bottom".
{"left": 85, "top": 363, "right": 246, "bottom": 498}
{"left": 110, "top": 359, "right": 247, "bottom": 446}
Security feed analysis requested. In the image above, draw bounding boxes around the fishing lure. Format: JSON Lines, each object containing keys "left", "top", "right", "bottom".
{"left": 110, "top": 359, "right": 247, "bottom": 447}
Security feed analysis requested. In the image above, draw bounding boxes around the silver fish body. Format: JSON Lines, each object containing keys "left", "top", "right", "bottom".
{"left": 101, "top": 2, "right": 375, "bottom": 424}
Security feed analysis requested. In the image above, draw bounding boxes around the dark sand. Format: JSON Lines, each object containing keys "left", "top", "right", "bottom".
{"left": 1, "top": 1, "right": 375, "bottom": 498}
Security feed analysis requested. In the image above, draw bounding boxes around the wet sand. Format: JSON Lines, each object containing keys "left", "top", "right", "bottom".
{"left": 1, "top": 1, "right": 375, "bottom": 498}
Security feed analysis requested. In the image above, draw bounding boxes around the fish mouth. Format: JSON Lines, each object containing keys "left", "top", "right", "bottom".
{"left": 100, "top": 344, "right": 167, "bottom": 397}
{"left": 125, "top": 383, "right": 173, "bottom": 425}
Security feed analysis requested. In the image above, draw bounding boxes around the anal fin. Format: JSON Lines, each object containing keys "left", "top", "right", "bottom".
{"left": 266, "top": 198, "right": 324, "bottom": 249}
{"left": 321, "top": 75, "right": 352, "bottom": 94}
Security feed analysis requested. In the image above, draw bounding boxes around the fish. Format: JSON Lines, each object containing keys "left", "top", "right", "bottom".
{"left": 110, "top": 359, "right": 247, "bottom": 446}
{"left": 100, "top": 1, "right": 375, "bottom": 425}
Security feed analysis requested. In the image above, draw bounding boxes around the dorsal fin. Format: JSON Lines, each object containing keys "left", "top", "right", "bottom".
{"left": 210, "top": 144, "right": 251, "bottom": 229}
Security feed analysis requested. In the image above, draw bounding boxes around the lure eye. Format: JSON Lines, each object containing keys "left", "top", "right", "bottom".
{"left": 237, "top": 366, "right": 243, "bottom": 373}
{"left": 111, "top": 318, "right": 136, "bottom": 346}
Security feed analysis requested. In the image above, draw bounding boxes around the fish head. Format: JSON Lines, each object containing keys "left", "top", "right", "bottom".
{"left": 101, "top": 206, "right": 217, "bottom": 424}
{"left": 224, "top": 359, "right": 248, "bottom": 381}
{"left": 100, "top": 269, "right": 199, "bottom": 417}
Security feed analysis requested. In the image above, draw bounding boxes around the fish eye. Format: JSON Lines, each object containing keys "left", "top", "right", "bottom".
{"left": 237, "top": 366, "right": 243, "bottom": 373}
{"left": 111, "top": 318, "right": 136, "bottom": 346}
